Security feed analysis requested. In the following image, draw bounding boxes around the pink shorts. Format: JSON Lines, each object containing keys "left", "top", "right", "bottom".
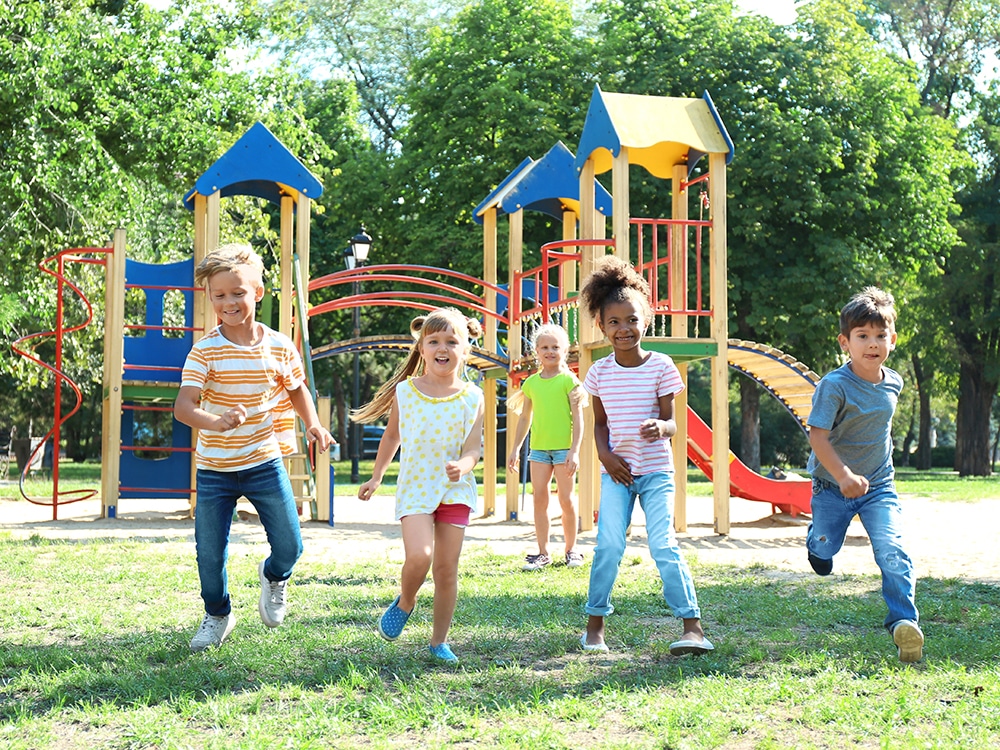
{"left": 433, "top": 502, "right": 471, "bottom": 527}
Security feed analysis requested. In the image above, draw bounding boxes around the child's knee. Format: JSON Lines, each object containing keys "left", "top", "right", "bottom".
{"left": 432, "top": 561, "right": 459, "bottom": 587}
{"left": 874, "top": 544, "right": 911, "bottom": 573}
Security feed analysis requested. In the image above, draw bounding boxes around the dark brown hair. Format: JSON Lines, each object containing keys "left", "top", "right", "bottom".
{"left": 579, "top": 254, "right": 653, "bottom": 324}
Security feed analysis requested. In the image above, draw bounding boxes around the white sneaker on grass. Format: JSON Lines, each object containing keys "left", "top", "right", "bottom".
{"left": 190, "top": 613, "right": 236, "bottom": 652}
{"left": 258, "top": 559, "right": 288, "bottom": 628}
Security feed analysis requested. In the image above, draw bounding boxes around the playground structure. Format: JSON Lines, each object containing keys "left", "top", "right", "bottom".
{"left": 13, "top": 123, "right": 333, "bottom": 521}
{"left": 15, "top": 89, "right": 818, "bottom": 532}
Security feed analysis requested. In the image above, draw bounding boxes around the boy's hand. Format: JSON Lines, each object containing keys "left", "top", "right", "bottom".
{"left": 838, "top": 470, "right": 870, "bottom": 498}
{"left": 358, "top": 478, "right": 380, "bottom": 501}
{"left": 218, "top": 405, "right": 247, "bottom": 431}
{"left": 305, "top": 425, "right": 334, "bottom": 453}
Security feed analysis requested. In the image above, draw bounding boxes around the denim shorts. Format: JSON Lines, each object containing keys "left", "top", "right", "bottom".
{"left": 528, "top": 448, "right": 569, "bottom": 465}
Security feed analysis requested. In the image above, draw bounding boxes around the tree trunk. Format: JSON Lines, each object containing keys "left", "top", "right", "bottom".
{"left": 912, "top": 353, "right": 934, "bottom": 471}
{"left": 739, "top": 377, "right": 761, "bottom": 473}
{"left": 899, "top": 409, "right": 914, "bottom": 468}
{"left": 954, "top": 359, "right": 997, "bottom": 476}
{"left": 331, "top": 374, "right": 347, "bottom": 448}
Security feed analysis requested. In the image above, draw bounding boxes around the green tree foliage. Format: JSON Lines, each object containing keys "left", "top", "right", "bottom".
{"left": 870, "top": 0, "right": 1000, "bottom": 474}
{"left": 592, "top": 0, "right": 961, "bottom": 467}
{"left": 0, "top": 0, "right": 329, "bottom": 456}
{"left": 400, "top": 0, "right": 596, "bottom": 275}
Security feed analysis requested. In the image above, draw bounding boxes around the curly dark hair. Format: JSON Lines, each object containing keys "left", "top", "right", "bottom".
{"left": 579, "top": 255, "right": 653, "bottom": 323}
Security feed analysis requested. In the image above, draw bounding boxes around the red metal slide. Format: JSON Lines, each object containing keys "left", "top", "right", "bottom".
{"left": 685, "top": 405, "right": 812, "bottom": 517}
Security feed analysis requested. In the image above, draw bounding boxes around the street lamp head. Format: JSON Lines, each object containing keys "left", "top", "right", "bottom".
{"left": 343, "top": 246, "right": 355, "bottom": 271}
{"left": 350, "top": 228, "right": 373, "bottom": 265}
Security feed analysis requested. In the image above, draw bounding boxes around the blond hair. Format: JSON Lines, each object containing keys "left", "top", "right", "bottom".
{"left": 351, "top": 307, "right": 483, "bottom": 423}
{"left": 194, "top": 243, "right": 265, "bottom": 288}
{"left": 529, "top": 323, "right": 571, "bottom": 371}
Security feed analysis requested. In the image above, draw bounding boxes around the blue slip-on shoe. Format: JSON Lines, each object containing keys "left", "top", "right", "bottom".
{"left": 429, "top": 643, "right": 459, "bottom": 663}
{"left": 377, "top": 595, "right": 412, "bottom": 641}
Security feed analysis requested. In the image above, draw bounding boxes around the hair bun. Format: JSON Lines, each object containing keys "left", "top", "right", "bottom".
{"left": 410, "top": 316, "right": 427, "bottom": 340}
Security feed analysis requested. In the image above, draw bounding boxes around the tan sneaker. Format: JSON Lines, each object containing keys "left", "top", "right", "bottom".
{"left": 892, "top": 620, "right": 924, "bottom": 663}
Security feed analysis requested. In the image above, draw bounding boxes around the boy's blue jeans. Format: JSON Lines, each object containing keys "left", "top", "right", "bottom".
{"left": 586, "top": 472, "right": 701, "bottom": 620}
{"left": 194, "top": 458, "right": 303, "bottom": 616}
{"left": 806, "top": 478, "right": 918, "bottom": 629}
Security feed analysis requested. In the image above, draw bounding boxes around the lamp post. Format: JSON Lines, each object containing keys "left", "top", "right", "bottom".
{"left": 345, "top": 227, "right": 372, "bottom": 483}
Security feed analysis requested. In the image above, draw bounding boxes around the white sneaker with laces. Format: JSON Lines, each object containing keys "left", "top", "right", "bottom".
{"left": 189, "top": 612, "right": 236, "bottom": 652}
{"left": 258, "top": 559, "right": 288, "bottom": 628}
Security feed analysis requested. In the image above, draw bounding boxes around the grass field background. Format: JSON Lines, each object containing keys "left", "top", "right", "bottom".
{"left": 2, "top": 464, "right": 999, "bottom": 748}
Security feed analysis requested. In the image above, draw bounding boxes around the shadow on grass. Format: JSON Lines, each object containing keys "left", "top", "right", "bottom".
{"left": 3, "top": 549, "right": 999, "bottom": 724}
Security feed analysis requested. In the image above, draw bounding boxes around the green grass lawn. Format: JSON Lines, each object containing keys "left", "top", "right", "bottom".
{"left": 1, "top": 533, "right": 998, "bottom": 749}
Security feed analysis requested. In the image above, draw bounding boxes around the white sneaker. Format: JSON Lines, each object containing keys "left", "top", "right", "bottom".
{"left": 189, "top": 613, "right": 236, "bottom": 652}
{"left": 892, "top": 620, "right": 924, "bottom": 663}
{"left": 258, "top": 560, "right": 288, "bottom": 628}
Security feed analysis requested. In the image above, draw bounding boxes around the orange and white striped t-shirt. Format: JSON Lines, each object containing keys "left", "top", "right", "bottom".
{"left": 181, "top": 325, "right": 305, "bottom": 471}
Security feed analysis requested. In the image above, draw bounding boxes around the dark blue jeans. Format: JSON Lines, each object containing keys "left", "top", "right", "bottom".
{"left": 194, "top": 458, "right": 303, "bottom": 616}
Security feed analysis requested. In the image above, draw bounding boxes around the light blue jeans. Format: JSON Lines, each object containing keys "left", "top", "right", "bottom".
{"left": 806, "top": 478, "right": 918, "bottom": 629}
{"left": 586, "top": 472, "right": 701, "bottom": 620}
{"left": 194, "top": 458, "right": 303, "bottom": 616}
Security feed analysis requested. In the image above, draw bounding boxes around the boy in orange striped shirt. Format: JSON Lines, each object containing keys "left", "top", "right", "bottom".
{"left": 176, "top": 243, "right": 333, "bottom": 652}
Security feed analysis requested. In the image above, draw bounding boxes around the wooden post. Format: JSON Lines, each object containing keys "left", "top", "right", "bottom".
{"left": 100, "top": 228, "right": 127, "bottom": 518}
{"left": 671, "top": 164, "right": 690, "bottom": 532}
{"left": 505, "top": 209, "right": 524, "bottom": 520}
{"left": 482, "top": 207, "right": 498, "bottom": 518}
{"left": 709, "top": 153, "right": 730, "bottom": 534}
{"left": 577, "top": 159, "right": 601, "bottom": 532}
{"left": 612, "top": 149, "right": 630, "bottom": 263}
{"left": 315, "top": 396, "right": 332, "bottom": 523}
{"left": 279, "top": 195, "right": 294, "bottom": 339}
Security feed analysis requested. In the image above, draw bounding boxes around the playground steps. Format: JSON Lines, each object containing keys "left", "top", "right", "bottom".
{"left": 284, "top": 421, "right": 317, "bottom": 519}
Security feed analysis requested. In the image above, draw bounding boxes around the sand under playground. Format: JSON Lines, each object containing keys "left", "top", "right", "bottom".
{"left": 2, "top": 487, "right": 997, "bottom": 586}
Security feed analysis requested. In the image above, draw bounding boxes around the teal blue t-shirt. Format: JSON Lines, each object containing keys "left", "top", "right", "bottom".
{"left": 806, "top": 362, "right": 903, "bottom": 485}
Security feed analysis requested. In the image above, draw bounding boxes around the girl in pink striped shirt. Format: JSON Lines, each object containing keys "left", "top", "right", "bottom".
{"left": 578, "top": 256, "right": 713, "bottom": 656}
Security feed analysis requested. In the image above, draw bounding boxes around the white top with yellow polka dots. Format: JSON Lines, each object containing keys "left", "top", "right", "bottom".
{"left": 394, "top": 377, "right": 484, "bottom": 520}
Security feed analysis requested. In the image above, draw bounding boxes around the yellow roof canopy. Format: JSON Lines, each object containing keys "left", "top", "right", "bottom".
{"left": 575, "top": 87, "right": 733, "bottom": 179}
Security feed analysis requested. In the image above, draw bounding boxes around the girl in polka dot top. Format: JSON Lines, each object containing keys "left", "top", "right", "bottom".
{"left": 354, "top": 308, "right": 485, "bottom": 663}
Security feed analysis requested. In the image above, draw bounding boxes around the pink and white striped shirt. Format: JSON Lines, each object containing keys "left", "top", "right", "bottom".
{"left": 583, "top": 351, "right": 684, "bottom": 475}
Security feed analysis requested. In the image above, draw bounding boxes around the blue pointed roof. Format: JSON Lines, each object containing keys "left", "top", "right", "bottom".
{"left": 474, "top": 142, "right": 612, "bottom": 225}
{"left": 184, "top": 121, "right": 323, "bottom": 210}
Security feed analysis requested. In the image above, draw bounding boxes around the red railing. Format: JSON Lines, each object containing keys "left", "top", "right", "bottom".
{"left": 9, "top": 248, "right": 109, "bottom": 517}
{"left": 308, "top": 264, "right": 509, "bottom": 325}
{"left": 510, "top": 217, "right": 713, "bottom": 332}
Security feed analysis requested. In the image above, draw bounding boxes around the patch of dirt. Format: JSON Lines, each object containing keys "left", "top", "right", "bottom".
{"left": 1, "top": 487, "right": 998, "bottom": 585}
